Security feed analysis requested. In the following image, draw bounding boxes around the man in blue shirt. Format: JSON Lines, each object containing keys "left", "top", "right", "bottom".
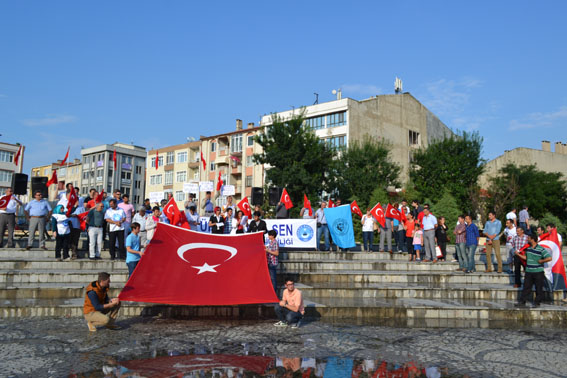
{"left": 484, "top": 211, "right": 503, "bottom": 273}
{"left": 24, "top": 191, "right": 52, "bottom": 250}
{"left": 125, "top": 222, "right": 142, "bottom": 277}
{"left": 464, "top": 215, "right": 480, "bottom": 273}
{"left": 201, "top": 191, "right": 214, "bottom": 217}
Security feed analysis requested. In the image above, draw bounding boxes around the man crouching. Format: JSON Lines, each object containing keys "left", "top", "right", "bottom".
{"left": 84, "top": 272, "right": 121, "bottom": 331}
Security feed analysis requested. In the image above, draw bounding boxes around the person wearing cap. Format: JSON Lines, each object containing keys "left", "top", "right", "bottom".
{"left": 248, "top": 211, "right": 268, "bottom": 234}
{"left": 132, "top": 206, "right": 149, "bottom": 249}
{"left": 209, "top": 206, "right": 225, "bottom": 234}
{"left": 186, "top": 204, "right": 200, "bottom": 232}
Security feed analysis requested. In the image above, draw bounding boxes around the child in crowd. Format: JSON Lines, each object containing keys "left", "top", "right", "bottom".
{"left": 125, "top": 222, "right": 142, "bottom": 278}
{"left": 412, "top": 223, "right": 423, "bottom": 262}
{"left": 51, "top": 205, "right": 71, "bottom": 261}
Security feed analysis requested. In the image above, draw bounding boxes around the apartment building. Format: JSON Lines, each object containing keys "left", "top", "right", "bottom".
{"left": 0, "top": 142, "right": 24, "bottom": 196}
{"left": 30, "top": 159, "right": 82, "bottom": 201}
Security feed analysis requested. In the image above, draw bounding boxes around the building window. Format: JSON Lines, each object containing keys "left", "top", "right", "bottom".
{"left": 0, "top": 151, "right": 14, "bottom": 163}
{"left": 175, "top": 191, "right": 185, "bottom": 201}
{"left": 194, "top": 172, "right": 199, "bottom": 180}
{"left": 210, "top": 162, "right": 215, "bottom": 171}
{"left": 409, "top": 130, "right": 420, "bottom": 146}
{"left": 231, "top": 134, "right": 243, "bottom": 153}
{"left": 247, "top": 135, "right": 254, "bottom": 146}
{"left": 246, "top": 156, "right": 253, "bottom": 166}
{"left": 150, "top": 156, "right": 164, "bottom": 168}
{"left": 96, "top": 169, "right": 103, "bottom": 179}
{"left": 0, "top": 170, "right": 13, "bottom": 183}
{"left": 211, "top": 142, "right": 216, "bottom": 152}
{"left": 164, "top": 170, "right": 173, "bottom": 185}
{"left": 176, "top": 171, "right": 187, "bottom": 183}
{"left": 327, "top": 111, "right": 346, "bottom": 128}
{"left": 304, "top": 115, "right": 325, "bottom": 130}
{"left": 134, "top": 195, "right": 139, "bottom": 204}
{"left": 121, "top": 171, "right": 131, "bottom": 180}
{"left": 108, "top": 169, "right": 113, "bottom": 177}
{"left": 177, "top": 151, "right": 187, "bottom": 163}
{"left": 325, "top": 135, "right": 346, "bottom": 150}
{"left": 150, "top": 174, "right": 162, "bottom": 185}
{"left": 245, "top": 175, "right": 253, "bottom": 187}
{"left": 166, "top": 151, "right": 174, "bottom": 165}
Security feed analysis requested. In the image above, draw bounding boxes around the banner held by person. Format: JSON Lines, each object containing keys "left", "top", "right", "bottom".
{"left": 323, "top": 205, "right": 356, "bottom": 249}
{"left": 539, "top": 229, "right": 567, "bottom": 290}
{"left": 265, "top": 219, "right": 317, "bottom": 249}
{"left": 119, "top": 223, "right": 279, "bottom": 305}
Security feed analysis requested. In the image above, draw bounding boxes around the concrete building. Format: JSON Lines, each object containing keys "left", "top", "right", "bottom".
{"left": 0, "top": 142, "right": 24, "bottom": 196}
{"left": 145, "top": 141, "right": 201, "bottom": 208}
{"left": 260, "top": 93, "right": 453, "bottom": 183}
{"left": 30, "top": 159, "right": 82, "bottom": 201}
{"left": 479, "top": 140, "right": 567, "bottom": 188}
{"left": 80, "top": 143, "right": 146, "bottom": 206}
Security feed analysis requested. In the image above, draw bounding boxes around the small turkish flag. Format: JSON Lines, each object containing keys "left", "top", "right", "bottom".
{"left": 113, "top": 150, "right": 117, "bottom": 170}
{"left": 303, "top": 194, "right": 313, "bottom": 216}
{"left": 66, "top": 186, "right": 78, "bottom": 217}
{"left": 163, "top": 197, "right": 181, "bottom": 225}
{"left": 237, "top": 197, "right": 252, "bottom": 218}
{"left": 201, "top": 151, "right": 206, "bottom": 171}
{"left": 385, "top": 203, "right": 402, "bottom": 221}
{"left": 176, "top": 211, "right": 190, "bottom": 229}
{"left": 328, "top": 199, "right": 335, "bottom": 208}
{"left": 46, "top": 170, "right": 58, "bottom": 187}
{"left": 77, "top": 211, "right": 90, "bottom": 231}
{"left": 370, "top": 202, "right": 386, "bottom": 227}
{"left": 95, "top": 190, "right": 105, "bottom": 204}
{"left": 14, "top": 146, "right": 22, "bottom": 166}
{"left": 280, "top": 188, "right": 293, "bottom": 210}
{"left": 400, "top": 207, "right": 407, "bottom": 222}
{"left": 350, "top": 200, "right": 363, "bottom": 218}
{"left": 60, "top": 146, "right": 70, "bottom": 166}
{"left": 216, "top": 171, "right": 224, "bottom": 191}
{"left": 155, "top": 150, "right": 159, "bottom": 170}
{"left": 0, "top": 195, "right": 12, "bottom": 210}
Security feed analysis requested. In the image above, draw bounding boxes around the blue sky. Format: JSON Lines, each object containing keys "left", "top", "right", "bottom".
{"left": 1, "top": 1, "right": 566, "bottom": 172}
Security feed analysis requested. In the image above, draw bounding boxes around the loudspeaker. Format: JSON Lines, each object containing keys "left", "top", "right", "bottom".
{"left": 12, "top": 173, "right": 28, "bottom": 195}
{"left": 251, "top": 187, "right": 264, "bottom": 206}
{"left": 31, "top": 177, "right": 49, "bottom": 198}
{"left": 268, "top": 187, "right": 282, "bottom": 206}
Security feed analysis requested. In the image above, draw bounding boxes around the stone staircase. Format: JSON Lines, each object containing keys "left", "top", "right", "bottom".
{"left": 2, "top": 238, "right": 567, "bottom": 326}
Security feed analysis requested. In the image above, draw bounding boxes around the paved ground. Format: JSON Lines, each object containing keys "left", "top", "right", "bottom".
{"left": 1, "top": 317, "right": 567, "bottom": 377}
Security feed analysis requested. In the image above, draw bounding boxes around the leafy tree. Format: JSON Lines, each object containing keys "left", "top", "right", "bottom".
{"left": 410, "top": 131, "right": 485, "bottom": 211}
{"left": 331, "top": 137, "right": 400, "bottom": 206}
{"left": 368, "top": 187, "right": 390, "bottom": 209}
{"left": 431, "top": 191, "right": 461, "bottom": 233}
{"left": 487, "top": 164, "right": 567, "bottom": 221}
{"left": 538, "top": 213, "right": 567, "bottom": 240}
{"left": 253, "top": 112, "right": 336, "bottom": 215}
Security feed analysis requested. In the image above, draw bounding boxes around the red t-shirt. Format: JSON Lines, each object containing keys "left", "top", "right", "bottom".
{"left": 405, "top": 220, "right": 415, "bottom": 237}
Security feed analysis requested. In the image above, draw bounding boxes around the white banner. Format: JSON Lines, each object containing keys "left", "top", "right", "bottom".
{"left": 199, "top": 181, "right": 214, "bottom": 192}
{"left": 183, "top": 182, "right": 199, "bottom": 194}
{"left": 149, "top": 191, "right": 164, "bottom": 204}
{"left": 221, "top": 185, "right": 235, "bottom": 196}
{"left": 265, "top": 219, "right": 317, "bottom": 249}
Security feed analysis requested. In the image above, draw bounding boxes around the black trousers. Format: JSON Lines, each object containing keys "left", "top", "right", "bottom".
{"left": 69, "top": 227, "right": 81, "bottom": 256}
{"left": 406, "top": 236, "right": 414, "bottom": 256}
{"left": 514, "top": 255, "right": 524, "bottom": 286}
{"left": 520, "top": 271, "right": 545, "bottom": 305}
{"left": 438, "top": 241, "right": 447, "bottom": 260}
{"left": 55, "top": 233, "right": 70, "bottom": 259}
{"left": 109, "top": 230, "right": 125, "bottom": 259}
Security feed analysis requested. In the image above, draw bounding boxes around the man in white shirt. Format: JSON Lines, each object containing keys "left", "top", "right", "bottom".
{"left": 0, "top": 188, "right": 23, "bottom": 248}
{"left": 104, "top": 199, "right": 126, "bottom": 260}
{"left": 503, "top": 219, "right": 517, "bottom": 266}
{"left": 506, "top": 208, "right": 517, "bottom": 227}
{"left": 132, "top": 206, "right": 148, "bottom": 249}
{"left": 421, "top": 206, "right": 438, "bottom": 262}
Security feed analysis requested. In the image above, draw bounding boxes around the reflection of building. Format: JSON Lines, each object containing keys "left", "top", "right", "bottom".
{"left": 260, "top": 93, "right": 453, "bottom": 182}
{"left": 30, "top": 159, "right": 82, "bottom": 201}
{"left": 0, "top": 142, "right": 24, "bottom": 196}
{"left": 146, "top": 141, "right": 201, "bottom": 208}
{"left": 80, "top": 143, "right": 146, "bottom": 206}
{"left": 479, "top": 140, "right": 567, "bottom": 188}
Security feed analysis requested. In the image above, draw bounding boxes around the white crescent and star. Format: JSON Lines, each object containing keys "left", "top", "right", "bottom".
{"left": 176, "top": 242, "right": 238, "bottom": 275}
{"left": 284, "top": 194, "right": 290, "bottom": 202}
{"left": 539, "top": 239, "right": 561, "bottom": 283}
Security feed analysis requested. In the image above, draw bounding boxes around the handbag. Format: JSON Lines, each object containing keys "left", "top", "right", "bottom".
{"left": 435, "top": 245, "right": 443, "bottom": 258}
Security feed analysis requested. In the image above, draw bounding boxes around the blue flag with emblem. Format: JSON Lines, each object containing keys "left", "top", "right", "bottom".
{"left": 324, "top": 205, "right": 355, "bottom": 249}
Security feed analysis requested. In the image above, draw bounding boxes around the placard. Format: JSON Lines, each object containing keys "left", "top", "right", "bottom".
{"left": 265, "top": 219, "right": 317, "bottom": 249}
{"left": 199, "top": 181, "right": 214, "bottom": 192}
{"left": 149, "top": 192, "right": 164, "bottom": 204}
{"left": 221, "top": 185, "right": 235, "bottom": 196}
{"left": 183, "top": 182, "right": 199, "bottom": 194}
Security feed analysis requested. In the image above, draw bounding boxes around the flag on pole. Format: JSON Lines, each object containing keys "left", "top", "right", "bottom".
{"left": 324, "top": 205, "right": 356, "bottom": 249}
{"left": 303, "top": 194, "right": 313, "bottom": 216}
{"left": 14, "top": 146, "right": 22, "bottom": 166}
{"left": 350, "top": 200, "right": 363, "bottom": 218}
{"left": 385, "top": 203, "right": 402, "bottom": 221}
{"left": 280, "top": 188, "right": 293, "bottom": 210}
{"left": 155, "top": 150, "right": 159, "bottom": 170}
{"left": 216, "top": 171, "right": 224, "bottom": 191}
{"left": 237, "top": 197, "right": 252, "bottom": 218}
{"left": 539, "top": 229, "right": 567, "bottom": 290}
{"left": 163, "top": 197, "right": 181, "bottom": 225}
{"left": 60, "top": 147, "right": 70, "bottom": 166}
{"left": 66, "top": 185, "right": 78, "bottom": 217}
{"left": 370, "top": 202, "right": 385, "bottom": 228}
{"left": 113, "top": 150, "right": 117, "bottom": 170}
{"left": 201, "top": 150, "right": 206, "bottom": 171}
{"left": 46, "top": 170, "right": 58, "bottom": 187}
{"left": 77, "top": 211, "right": 90, "bottom": 231}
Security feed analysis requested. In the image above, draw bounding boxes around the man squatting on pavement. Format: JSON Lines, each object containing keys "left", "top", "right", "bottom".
{"left": 83, "top": 272, "right": 121, "bottom": 332}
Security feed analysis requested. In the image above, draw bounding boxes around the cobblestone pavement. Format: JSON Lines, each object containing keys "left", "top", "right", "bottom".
{"left": 1, "top": 317, "right": 567, "bottom": 377}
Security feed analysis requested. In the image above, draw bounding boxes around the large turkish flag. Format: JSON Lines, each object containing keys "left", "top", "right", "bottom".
{"left": 119, "top": 223, "right": 279, "bottom": 305}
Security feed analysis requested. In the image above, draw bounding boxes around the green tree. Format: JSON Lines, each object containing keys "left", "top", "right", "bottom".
{"left": 538, "top": 213, "right": 567, "bottom": 240}
{"left": 487, "top": 164, "right": 567, "bottom": 221}
{"left": 253, "top": 112, "right": 336, "bottom": 215}
{"left": 431, "top": 191, "right": 461, "bottom": 234}
{"left": 331, "top": 137, "right": 400, "bottom": 205}
{"left": 410, "top": 131, "right": 485, "bottom": 211}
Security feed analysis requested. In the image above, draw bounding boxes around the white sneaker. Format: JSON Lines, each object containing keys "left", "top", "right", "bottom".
{"left": 274, "top": 321, "right": 287, "bottom": 327}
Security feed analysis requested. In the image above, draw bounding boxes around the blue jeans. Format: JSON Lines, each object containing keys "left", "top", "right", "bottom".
{"left": 268, "top": 266, "right": 277, "bottom": 297}
{"left": 127, "top": 261, "right": 139, "bottom": 278}
{"left": 455, "top": 243, "right": 467, "bottom": 269}
{"left": 466, "top": 245, "right": 477, "bottom": 272}
{"left": 317, "top": 224, "right": 330, "bottom": 251}
{"left": 362, "top": 231, "right": 374, "bottom": 251}
{"left": 519, "top": 222, "right": 530, "bottom": 235}
{"left": 274, "top": 303, "right": 303, "bottom": 324}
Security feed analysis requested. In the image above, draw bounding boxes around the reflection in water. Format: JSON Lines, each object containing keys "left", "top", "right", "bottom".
{"left": 98, "top": 354, "right": 454, "bottom": 377}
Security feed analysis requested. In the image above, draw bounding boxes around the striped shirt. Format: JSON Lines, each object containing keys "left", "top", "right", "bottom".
{"left": 511, "top": 234, "right": 529, "bottom": 252}
{"left": 454, "top": 223, "right": 466, "bottom": 244}
{"left": 525, "top": 244, "right": 550, "bottom": 273}
{"left": 266, "top": 239, "right": 278, "bottom": 267}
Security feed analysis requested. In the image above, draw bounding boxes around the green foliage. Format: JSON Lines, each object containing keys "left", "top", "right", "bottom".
{"left": 410, "top": 131, "right": 485, "bottom": 211}
{"left": 331, "top": 137, "right": 400, "bottom": 206}
{"left": 368, "top": 187, "right": 390, "bottom": 208}
{"left": 538, "top": 213, "right": 567, "bottom": 240}
{"left": 253, "top": 112, "right": 336, "bottom": 211}
{"left": 488, "top": 164, "right": 567, "bottom": 221}
{"left": 431, "top": 191, "right": 461, "bottom": 233}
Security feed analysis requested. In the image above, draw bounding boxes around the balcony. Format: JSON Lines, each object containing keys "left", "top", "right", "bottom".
{"left": 231, "top": 165, "right": 242, "bottom": 175}
{"left": 188, "top": 159, "right": 200, "bottom": 169}
{"left": 215, "top": 156, "right": 230, "bottom": 165}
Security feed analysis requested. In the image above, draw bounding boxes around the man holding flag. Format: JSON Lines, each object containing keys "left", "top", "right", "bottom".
{"left": 0, "top": 188, "right": 23, "bottom": 248}
{"left": 515, "top": 233, "right": 552, "bottom": 308}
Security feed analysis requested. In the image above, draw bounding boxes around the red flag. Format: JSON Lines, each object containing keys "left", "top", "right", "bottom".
{"left": 95, "top": 190, "right": 105, "bottom": 204}
{"left": 350, "top": 200, "right": 363, "bottom": 218}
{"left": 60, "top": 146, "right": 70, "bottom": 166}
{"left": 201, "top": 150, "right": 206, "bottom": 170}
{"left": 118, "top": 223, "right": 279, "bottom": 305}
{"left": 370, "top": 202, "right": 385, "bottom": 227}
{"left": 237, "top": 197, "right": 252, "bottom": 218}
{"left": 0, "top": 195, "right": 12, "bottom": 210}
{"left": 155, "top": 150, "right": 159, "bottom": 170}
{"left": 385, "top": 203, "right": 402, "bottom": 221}
{"left": 163, "top": 197, "right": 181, "bottom": 225}
{"left": 113, "top": 149, "right": 117, "bottom": 170}
{"left": 14, "top": 146, "right": 22, "bottom": 166}
{"left": 65, "top": 185, "right": 78, "bottom": 217}
{"left": 400, "top": 206, "right": 407, "bottom": 222}
{"left": 303, "top": 194, "right": 313, "bottom": 216}
{"left": 328, "top": 199, "right": 335, "bottom": 208}
{"left": 177, "top": 211, "right": 190, "bottom": 229}
{"left": 77, "top": 211, "right": 90, "bottom": 231}
{"left": 280, "top": 188, "right": 293, "bottom": 210}
{"left": 539, "top": 229, "right": 567, "bottom": 290}
{"left": 216, "top": 171, "right": 224, "bottom": 192}
{"left": 46, "top": 170, "right": 58, "bottom": 187}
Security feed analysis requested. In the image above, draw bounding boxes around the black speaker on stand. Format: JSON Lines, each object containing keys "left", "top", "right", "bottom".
{"left": 31, "top": 176, "right": 49, "bottom": 198}
{"left": 268, "top": 187, "right": 282, "bottom": 206}
{"left": 12, "top": 173, "right": 28, "bottom": 195}
{"left": 251, "top": 187, "right": 264, "bottom": 206}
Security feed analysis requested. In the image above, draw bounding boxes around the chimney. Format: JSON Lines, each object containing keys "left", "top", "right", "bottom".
{"left": 236, "top": 119, "right": 243, "bottom": 130}
{"left": 542, "top": 140, "right": 551, "bottom": 152}
{"left": 555, "top": 142, "right": 562, "bottom": 153}
{"left": 563, "top": 143, "right": 567, "bottom": 154}
{"left": 247, "top": 122, "right": 255, "bottom": 129}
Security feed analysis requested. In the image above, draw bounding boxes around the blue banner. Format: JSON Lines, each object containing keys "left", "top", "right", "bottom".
{"left": 324, "top": 205, "right": 355, "bottom": 249}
